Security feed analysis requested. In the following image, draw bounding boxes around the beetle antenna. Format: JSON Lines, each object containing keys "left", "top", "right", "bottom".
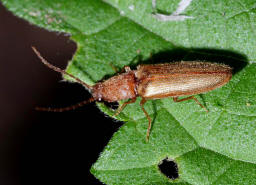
{"left": 35, "top": 97, "right": 95, "bottom": 112}
{"left": 31, "top": 46, "right": 92, "bottom": 90}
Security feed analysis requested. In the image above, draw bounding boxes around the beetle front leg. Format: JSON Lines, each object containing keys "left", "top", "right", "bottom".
{"left": 173, "top": 96, "right": 208, "bottom": 112}
{"left": 113, "top": 98, "right": 136, "bottom": 117}
{"left": 140, "top": 98, "right": 152, "bottom": 142}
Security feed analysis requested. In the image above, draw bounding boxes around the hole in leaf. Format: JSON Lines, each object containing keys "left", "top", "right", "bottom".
{"left": 158, "top": 158, "right": 179, "bottom": 180}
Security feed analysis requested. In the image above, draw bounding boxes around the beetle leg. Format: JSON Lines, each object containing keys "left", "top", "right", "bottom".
{"left": 140, "top": 98, "right": 152, "bottom": 142}
{"left": 109, "top": 64, "right": 131, "bottom": 73}
{"left": 173, "top": 96, "right": 208, "bottom": 112}
{"left": 114, "top": 98, "right": 136, "bottom": 117}
{"left": 120, "top": 66, "right": 131, "bottom": 73}
{"left": 124, "top": 66, "right": 131, "bottom": 72}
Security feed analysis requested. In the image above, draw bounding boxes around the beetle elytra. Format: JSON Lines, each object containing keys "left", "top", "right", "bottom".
{"left": 32, "top": 47, "right": 232, "bottom": 141}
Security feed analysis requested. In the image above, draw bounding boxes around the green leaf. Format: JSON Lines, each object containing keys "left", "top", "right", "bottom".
{"left": 3, "top": 0, "right": 256, "bottom": 184}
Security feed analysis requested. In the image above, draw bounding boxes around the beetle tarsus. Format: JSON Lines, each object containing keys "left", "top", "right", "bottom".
{"left": 173, "top": 96, "right": 208, "bottom": 112}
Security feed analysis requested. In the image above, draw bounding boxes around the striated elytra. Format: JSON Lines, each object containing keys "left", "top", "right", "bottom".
{"left": 32, "top": 47, "right": 232, "bottom": 141}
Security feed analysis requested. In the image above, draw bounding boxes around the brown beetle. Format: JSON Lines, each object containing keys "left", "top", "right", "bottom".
{"left": 32, "top": 47, "right": 232, "bottom": 141}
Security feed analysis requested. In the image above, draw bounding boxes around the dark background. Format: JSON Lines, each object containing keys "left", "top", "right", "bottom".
{"left": 0, "top": 3, "right": 121, "bottom": 184}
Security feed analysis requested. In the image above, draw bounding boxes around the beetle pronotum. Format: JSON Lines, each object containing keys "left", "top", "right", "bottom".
{"left": 32, "top": 47, "right": 232, "bottom": 141}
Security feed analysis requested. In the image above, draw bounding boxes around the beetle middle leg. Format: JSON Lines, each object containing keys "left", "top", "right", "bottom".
{"left": 173, "top": 96, "right": 208, "bottom": 112}
{"left": 140, "top": 98, "right": 152, "bottom": 142}
{"left": 114, "top": 98, "right": 137, "bottom": 117}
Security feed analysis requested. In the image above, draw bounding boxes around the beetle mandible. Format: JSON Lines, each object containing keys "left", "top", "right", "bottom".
{"left": 32, "top": 47, "right": 232, "bottom": 141}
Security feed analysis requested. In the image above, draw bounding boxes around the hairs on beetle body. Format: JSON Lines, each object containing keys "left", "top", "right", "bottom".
{"left": 32, "top": 46, "right": 232, "bottom": 142}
